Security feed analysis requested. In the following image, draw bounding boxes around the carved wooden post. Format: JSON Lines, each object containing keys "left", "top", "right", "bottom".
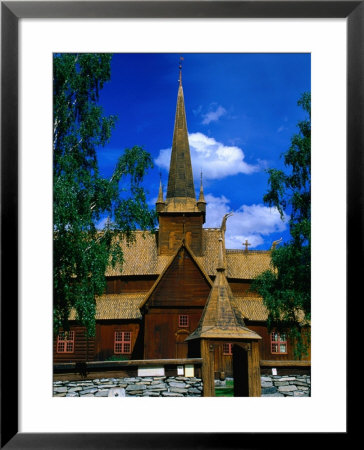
{"left": 247, "top": 340, "right": 261, "bottom": 397}
{"left": 201, "top": 339, "right": 215, "bottom": 397}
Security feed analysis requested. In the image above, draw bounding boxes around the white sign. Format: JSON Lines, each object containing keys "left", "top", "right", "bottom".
{"left": 184, "top": 364, "right": 194, "bottom": 377}
{"left": 177, "top": 365, "right": 184, "bottom": 375}
{"left": 138, "top": 366, "right": 165, "bottom": 377}
{"left": 272, "top": 368, "right": 277, "bottom": 376}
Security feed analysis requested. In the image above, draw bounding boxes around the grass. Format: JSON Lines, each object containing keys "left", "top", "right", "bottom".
{"left": 215, "top": 379, "right": 234, "bottom": 397}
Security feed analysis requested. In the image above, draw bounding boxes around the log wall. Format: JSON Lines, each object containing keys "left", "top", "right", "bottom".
{"left": 53, "top": 325, "right": 95, "bottom": 363}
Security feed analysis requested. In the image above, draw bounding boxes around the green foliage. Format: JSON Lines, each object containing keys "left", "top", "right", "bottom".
{"left": 106, "top": 355, "right": 129, "bottom": 361}
{"left": 251, "top": 92, "right": 311, "bottom": 359}
{"left": 53, "top": 53, "right": 156, "bottom": 337}
{"left": 215, "top": 379, "right": 234, "bottom": 397}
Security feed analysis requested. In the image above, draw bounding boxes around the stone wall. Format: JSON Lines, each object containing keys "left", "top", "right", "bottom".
{"left": 260, "top": 374, "right": 311, "bottom": 397}
{"left": 53, "top": 376, "right": 203, "bottom": 397}
{"left": 53, "top": 374, "right": 310, "bottom": 397}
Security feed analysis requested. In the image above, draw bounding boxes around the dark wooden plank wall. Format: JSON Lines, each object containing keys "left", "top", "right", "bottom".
{"left": 95, "top": 321, "right": 141, "bottom": 361}
{"left": 247, "top": 323, "right": 311, "bottom": 361}
{"left": 53, "top": 325, "right": 95, "bottom": 363}
{"left": 158, "top": 214, "right": 204, "bottom": 255}
{"left": 54, "top": 322, "right": 143, "bottom": 363}
{"left": 229, "top": 280, "right": 252, "bottom": 295}
{"left": 150, "top": 247, "right": 211, "bottom": 308}
{"left": 213, "top": 341, "right": 233, "bottom": 377}
{"left": 144, "top": 308, "right": 203, "bottom": 359}
{"left": 106, "top": 276, "right": 156, "bottom": 294}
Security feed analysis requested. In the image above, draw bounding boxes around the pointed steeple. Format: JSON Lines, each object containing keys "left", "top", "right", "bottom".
{"left": 166, "top": 58, "right": 196, "bottom": 210}
{"left": 156, "top": 175, "right": 165, "bottom": 213}
{"left": 186, "top": 238, "right": 262, "bottom": 341}
{"left": 197, "top": 171, "right": 206, "bottom": 203}
{"left": 156, "top": 60, "right": 206, "bottom": 257}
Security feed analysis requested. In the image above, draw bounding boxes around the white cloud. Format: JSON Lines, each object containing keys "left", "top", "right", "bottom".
{"left": 201, "top": 105, "right": 227, "bottom": 124}
{"left": 204, "top": 194, "right": 289, "bottom": 249}
{"left": 155, "top": 132, "right": 259, "bottom": 180}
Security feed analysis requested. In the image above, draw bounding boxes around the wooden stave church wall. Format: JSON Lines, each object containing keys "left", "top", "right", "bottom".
{"left": 53, "top": 272, "right": 310, "bottom": 368}
{"left": 246, "top": 322, "right": 311, "bottom": 362}
{"left": 143, "top": 246, "right": 211, "bottom": 359}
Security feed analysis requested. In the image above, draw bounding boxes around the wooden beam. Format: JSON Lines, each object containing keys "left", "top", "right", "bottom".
{"left": 200, "top": 340, "right": 215, "bottom": 397}
{"left": 248, "top": 341, "right": 261, "bottom": 397}
{"left": 54, "top": 358, "right": 203, "bottom": 372}
{"left": 260, "top": 360, "right": 311, "bottom": 367}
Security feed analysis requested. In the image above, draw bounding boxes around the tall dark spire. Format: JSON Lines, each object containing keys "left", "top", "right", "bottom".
{"left": 166, "top": 58, "right": 196, "bottom": 206}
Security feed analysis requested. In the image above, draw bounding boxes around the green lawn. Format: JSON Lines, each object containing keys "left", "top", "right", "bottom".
{"left": 215, "top": 379, "right": 234, "bottom": 397}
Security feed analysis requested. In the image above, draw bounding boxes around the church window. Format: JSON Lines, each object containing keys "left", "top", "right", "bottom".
{"left": 114, "top": 331, "right": 132, "bottom": 354}
{"left": 223, "top": 343, "right": 233, "bottom": 355}
{"left": 57, "top": 331, "right": 75, "bottom": 353}
{"left": 271, "top": 332, "right": 287, "bottom": 354}
{"left": 178, "top": 314, "right": 189, "bottom": 328}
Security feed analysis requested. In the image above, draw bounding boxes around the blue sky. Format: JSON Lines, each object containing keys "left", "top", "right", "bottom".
{"left": 96, "top": 53, "right": 310, "bottom": 250}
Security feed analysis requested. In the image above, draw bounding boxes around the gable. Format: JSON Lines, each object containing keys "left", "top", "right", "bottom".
{"left": 148, "top": 246, "right": 212, "bottom": 308}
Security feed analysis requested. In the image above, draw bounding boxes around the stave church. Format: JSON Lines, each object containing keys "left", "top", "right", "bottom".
{"left": 54, "top": 65, "right": 310, "bottom": 379}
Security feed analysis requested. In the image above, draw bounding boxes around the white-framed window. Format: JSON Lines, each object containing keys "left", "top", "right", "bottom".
{"left": 271, "top": 331, "right": 288, "bottom": 354}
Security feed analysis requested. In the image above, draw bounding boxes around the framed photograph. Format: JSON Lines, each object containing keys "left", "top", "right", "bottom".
{"left": 2, "top": 1, "right": 358, "bottom": 448}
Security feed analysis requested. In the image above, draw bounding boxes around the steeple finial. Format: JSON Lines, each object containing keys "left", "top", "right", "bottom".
{"left": 156, "top": 173, "right": 165, "bottom": 214}
{"left": 197, "top": 170, "right": 206, "bottom": 203}
{"left": 179, "top": 56, "right": 184, "bottom": 86}
{"left": 156, "top": 174, "right": 164, "bottom": 204}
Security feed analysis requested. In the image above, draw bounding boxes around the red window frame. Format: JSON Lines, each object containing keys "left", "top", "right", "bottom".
{"left": 271, "top": 331, "right": 288, "bottom": 354}
{"left": 178, "top": 314, "right": 189, "bottom": 328}
{"left": 223, "top": 343, "right": 233, "bottom": 355}
{"left": 114, "top": 331, "right": 132, "bottom": 354}
{"left": 57, "top": 331, "right": 75, "bottom": 353}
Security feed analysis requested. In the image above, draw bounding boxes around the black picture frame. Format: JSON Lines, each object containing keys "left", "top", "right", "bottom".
{"left": 1, "top": 1, "right": 357, "bottom": 448}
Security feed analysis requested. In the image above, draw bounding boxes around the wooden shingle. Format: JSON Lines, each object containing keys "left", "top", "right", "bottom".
{"left": 70, "top": 293, "right": 144, "bottom": 320}
{"left": 105, "top": 229, "right": 272, "bottom": 280}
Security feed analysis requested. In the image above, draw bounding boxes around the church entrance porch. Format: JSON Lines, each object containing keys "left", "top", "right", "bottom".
{"left": 199, "top": 339, "right": 261, "bottom": 397}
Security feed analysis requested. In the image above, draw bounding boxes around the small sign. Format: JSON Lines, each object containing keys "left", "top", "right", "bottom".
{"left": 138, "top": 366, "right": 165, "bottom": 377}
{"left": 184, "top": 364, "right": 194, "bottom": 377}
{"left": 177, "top": 365, "right": 184, "bottom": 375}
{"left": 272, "top": 368, "right": 277, "bottom": 376}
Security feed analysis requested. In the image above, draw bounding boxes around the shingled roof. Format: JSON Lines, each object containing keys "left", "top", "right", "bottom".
{"left": 105, "top": 232, "right": 169, "bottom": 277}
{"left": 233, "top": 296, "right": 268, "bottom": 322}
{"left": 186, "top": 238, "right": 261, "bottom": 341}
{"left": 97, "top": 229, "right": 273, "bottom": 322}
{"left": 105, "top": 229, "right": 272, "bottom": 280}
{"left": 69, "top": 293, "right": 144, "bottom": 321}
{"left": 68, "top": 293, "right": 269, "bottom": 322}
